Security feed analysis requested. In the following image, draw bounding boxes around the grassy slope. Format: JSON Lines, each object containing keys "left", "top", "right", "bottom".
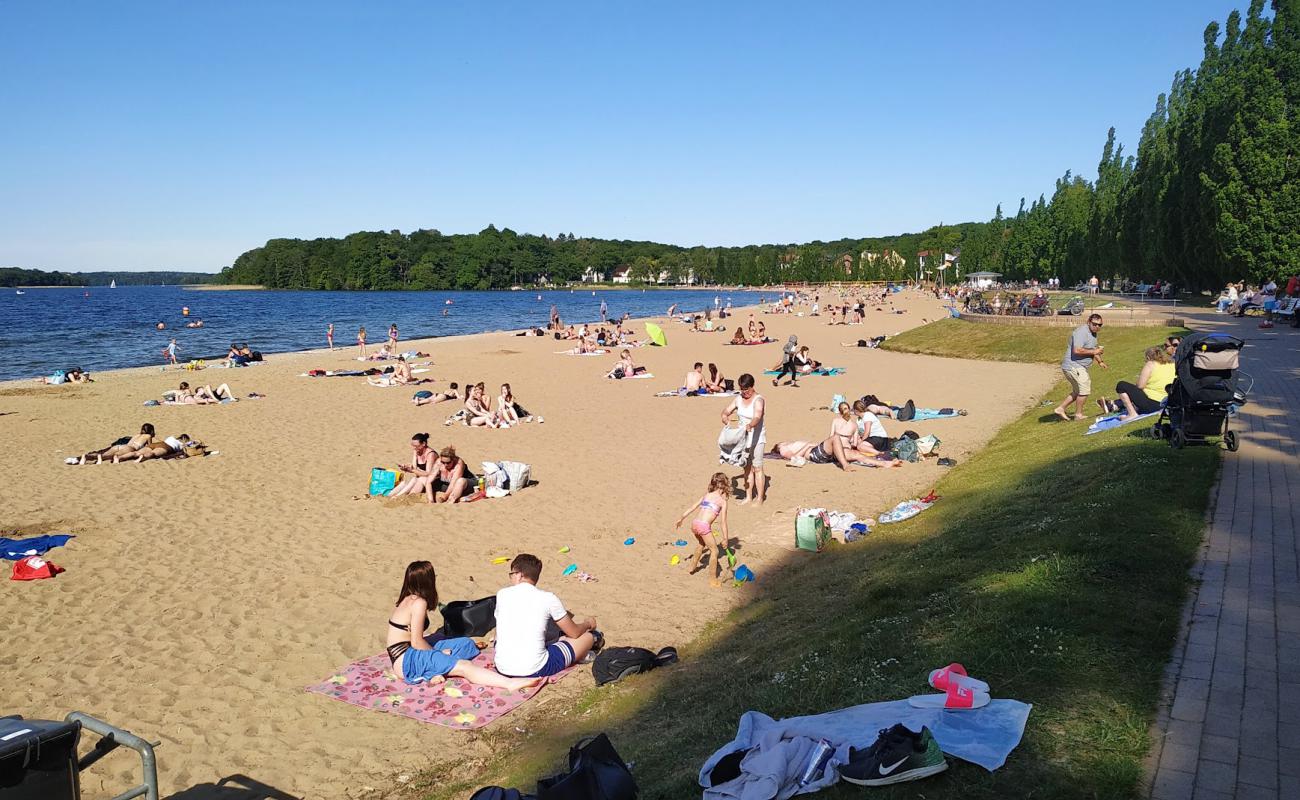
{"left": 417, "top": 321, "right": 1215, "bottom": 800}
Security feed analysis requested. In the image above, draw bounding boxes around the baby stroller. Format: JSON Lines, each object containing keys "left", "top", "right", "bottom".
{"left": 1057, "top": 296, "right": 1085, "bottom": 316}
{"left": 1154, "top": 332, "right": 1247, "bottom": 451}
{"left": 1025, "top": 294, "right": 1053, "bottom": 316}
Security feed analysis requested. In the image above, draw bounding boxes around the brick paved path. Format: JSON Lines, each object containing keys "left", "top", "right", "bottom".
{"left": 1148, "top": 312, "right": 1300, "bottom": 800}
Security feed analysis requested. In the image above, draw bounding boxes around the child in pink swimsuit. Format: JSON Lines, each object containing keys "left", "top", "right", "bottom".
{"left": 674, "top": 472, "right": 735, "bottom": 585}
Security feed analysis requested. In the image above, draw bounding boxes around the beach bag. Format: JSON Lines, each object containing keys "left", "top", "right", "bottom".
{"left": 440, "top": 596, "right": 497, "bottom": 637}
{"left": 481, "top": 462, "right": 507, "bottom": 490}
{"left": 795, "top": 509, "right": 831, "bottom": 553}
{"left": 536, "top": 733, "right": 638, "bottom": 800}
{"left": 501, "top": 461, "right": 531, "bottom": 494}
{"left": 891, "top": 437, "right": 920, "bottom": 462}
{"left": 593, "top": 646, "right": 678, "bottom": 686}
{"left": 368, "top": 468, "right": 400, "bottom": 496}
{"left": 916, "top": 434, "right": 941, "bottom": 456}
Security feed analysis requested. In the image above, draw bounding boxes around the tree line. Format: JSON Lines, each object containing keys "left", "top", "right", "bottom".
{"left": 1, "top": 268, "right": 219, "bottom": 287}
{"left": 960, "top": 0, "right": 1299, "bottom": 290}
{"left": 220, "top": 2, "right": 1296, "bottom": 293}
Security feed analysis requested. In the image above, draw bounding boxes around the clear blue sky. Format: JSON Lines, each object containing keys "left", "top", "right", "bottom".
{"left": 0, "top": 1, "right": 1244, "bottom": 271}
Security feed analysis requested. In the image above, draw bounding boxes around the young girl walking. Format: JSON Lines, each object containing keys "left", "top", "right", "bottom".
{"left": 675, "top": 472, "right": 735, "bottom": 586}
{"left": 357, "top": 326, "right": 367, "bottom": 357}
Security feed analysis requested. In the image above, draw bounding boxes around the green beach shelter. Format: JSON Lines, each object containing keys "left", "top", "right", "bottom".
{"left": 645, "top": 322, "right": 667, "bottom": 347}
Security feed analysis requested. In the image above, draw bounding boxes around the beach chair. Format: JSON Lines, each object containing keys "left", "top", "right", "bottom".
{"left": 1270, "top": 296, "right": 1299, "bottom": 327}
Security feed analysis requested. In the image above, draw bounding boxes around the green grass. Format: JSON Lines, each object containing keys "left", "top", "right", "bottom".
{"left": 882, "top": 318, "right": 1168, "bottom": 364}
{"left": 415, "top": 322, "right": 1215, "bottom": 800}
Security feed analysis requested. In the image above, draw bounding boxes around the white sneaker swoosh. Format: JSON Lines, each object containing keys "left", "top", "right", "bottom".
{"left": 878, "top": 756, "right": 909, "bottom": 776}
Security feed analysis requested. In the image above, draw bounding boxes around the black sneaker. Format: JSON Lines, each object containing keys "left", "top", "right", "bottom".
{"left": 839, "top": 724, "right": 947, "bottom": 786}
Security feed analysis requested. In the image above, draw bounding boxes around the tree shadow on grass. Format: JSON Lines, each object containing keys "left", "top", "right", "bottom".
{"left": 427, "top": 421, "right": 1219, "bottom": 799}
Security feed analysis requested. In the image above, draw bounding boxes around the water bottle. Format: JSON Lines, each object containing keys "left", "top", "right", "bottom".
{"left": 798, "top": 739, "right": 834, "bottom": 786}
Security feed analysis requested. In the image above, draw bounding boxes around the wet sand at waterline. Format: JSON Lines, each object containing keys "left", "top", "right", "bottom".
{"left": 0, "top": 291, "right": 1057, "bottom": 798}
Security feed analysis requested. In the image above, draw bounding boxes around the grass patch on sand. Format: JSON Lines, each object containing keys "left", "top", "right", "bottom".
{"left": 415, "top": 322, "right": 1213, "bottom": 800}
{"left": 882, "top": 318, "right": 1167, "bottom": 364}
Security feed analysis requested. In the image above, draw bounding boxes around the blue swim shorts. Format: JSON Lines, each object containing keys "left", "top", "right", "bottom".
{"left": 401, "top": 636, "right": 480, "bottom": 684}
{"left": 526, "top": 641, "right": 575, "bottom": 678}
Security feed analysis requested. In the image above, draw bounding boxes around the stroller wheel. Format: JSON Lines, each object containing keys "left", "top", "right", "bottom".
{"left": 1224, "top": 430, "right": 1239, "bottom": 452}
{"left": 1170, "top": 428, "right": 1186, "bottom": 450}
{"left": 1150, "top": 424, "right": 1164, "bottom": 440}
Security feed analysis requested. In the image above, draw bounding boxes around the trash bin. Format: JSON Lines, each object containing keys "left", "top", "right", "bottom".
{"left": 0, "top": 715, "right": 81, "bottom": 800}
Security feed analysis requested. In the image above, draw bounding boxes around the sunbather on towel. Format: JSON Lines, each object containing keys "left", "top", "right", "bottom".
{"left": 115, "top": 433, "right": 197, "bottom": 463}
{"left": 386, "top": 561, "right": 540, "bottom": 690}
{"left": 75, "top": 423, "right": 155, "bottom": 464}
{"left": 607, "top": 349, "right": 645, "bottom": 380}
{"left": 412, "top": 383, "right": 459, "bottom": 406}
{"left": 368, "top": 357, "right": 414, "bottom": 386}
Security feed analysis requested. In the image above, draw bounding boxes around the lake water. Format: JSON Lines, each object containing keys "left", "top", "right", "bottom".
{"left": 0, "top": 286, "right": 762, "bottom": 381}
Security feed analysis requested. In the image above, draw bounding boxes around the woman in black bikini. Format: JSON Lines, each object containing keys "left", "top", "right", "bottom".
{"left": 386, "top": 561, "right": 539, "bottom": 689}
{"left": 432, "top": 446, "right": 474, "bottom": 503}
{"left": 391, "top": 433, "right": 438, "bottom": 501}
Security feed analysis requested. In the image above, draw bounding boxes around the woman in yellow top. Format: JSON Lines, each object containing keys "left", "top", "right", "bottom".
{"left": 1100, "top": 346, "right": 1177, "bottom": 420}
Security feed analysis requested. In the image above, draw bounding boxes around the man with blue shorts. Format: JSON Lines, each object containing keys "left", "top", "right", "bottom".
{"left": 495, "top": 554, "right": 602, "bottom": 678}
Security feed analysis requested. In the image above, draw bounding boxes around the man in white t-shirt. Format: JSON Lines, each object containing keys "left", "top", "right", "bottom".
{"left": 494, "top": 554, "right": 602, "bottom": 678}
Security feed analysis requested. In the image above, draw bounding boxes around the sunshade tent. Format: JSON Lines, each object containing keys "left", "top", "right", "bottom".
{"left": 645, "top": 323, "right": 667, "bottom": 347}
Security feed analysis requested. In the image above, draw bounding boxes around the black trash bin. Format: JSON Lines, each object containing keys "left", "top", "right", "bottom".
{"left": 0, "top": 715, "right": 81, "bottom": 800}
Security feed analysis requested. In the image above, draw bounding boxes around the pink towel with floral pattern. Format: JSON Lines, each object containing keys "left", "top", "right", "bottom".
{"left": 306, "top": 647, "right": 576, "bottom": 729}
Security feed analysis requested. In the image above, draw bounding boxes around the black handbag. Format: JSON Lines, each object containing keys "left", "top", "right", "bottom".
{"left": 439, "top": 596, "right": 497, "bottom": 638}
{"left": 536, "top": 734, "right": 637, "bottom": 800}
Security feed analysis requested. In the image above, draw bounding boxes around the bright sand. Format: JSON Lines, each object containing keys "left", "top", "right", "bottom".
{"left": 0, "top": 291, "right": 1057, "bottom": 798}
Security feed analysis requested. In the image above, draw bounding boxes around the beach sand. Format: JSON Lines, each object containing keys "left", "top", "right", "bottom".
{"left": 0, "top": 290, "right": 1056, "bottom": 798}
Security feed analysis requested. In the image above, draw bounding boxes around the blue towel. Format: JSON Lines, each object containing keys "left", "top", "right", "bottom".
{"left": 0, "top": 534, "right": 75, "bottom": 560}
{"left": 912, "top": 408, "right": 961, "bottom": 421}
{"left": 1084, "top": 410, "right": 1161, "bottom": 436}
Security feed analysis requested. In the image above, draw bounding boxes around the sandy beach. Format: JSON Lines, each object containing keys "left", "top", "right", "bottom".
{"left": 0, "top": 290, "right": 1057, "bottom": 798}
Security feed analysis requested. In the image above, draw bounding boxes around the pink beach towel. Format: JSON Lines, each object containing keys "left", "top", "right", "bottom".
{"left": 306, "top": 647, "right": 576, "bottom": 730}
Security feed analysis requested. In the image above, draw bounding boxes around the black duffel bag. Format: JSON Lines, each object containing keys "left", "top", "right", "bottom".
{"left": 439, "top": 596, "right": 497, "bottom": 638}
{"left": 593, "top": 647, "right": 678, "bottom": 686}
{"left": 536, "top": 733, "right": 637, "bottom": 800}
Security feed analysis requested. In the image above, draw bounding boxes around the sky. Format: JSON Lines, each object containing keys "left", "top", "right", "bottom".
{"left": 0, "top": 1, "right": 1246, "bottom": 272}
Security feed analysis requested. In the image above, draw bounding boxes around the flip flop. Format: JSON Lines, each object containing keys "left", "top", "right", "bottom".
{"left": 928, "top": 662, "right": 990, "bottom": 693}
{"left": 907, "top": 683, "right": 991, "bottom": 710}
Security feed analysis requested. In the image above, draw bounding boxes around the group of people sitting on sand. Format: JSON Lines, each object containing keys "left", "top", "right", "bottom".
{"left": 388, "top": 435, "right": 478, "bottom": 503}
{"left": 425, "top": 381, "right": 537, "bottom": 427}
{"left": 689, "top": 309, "right": 725, "bottom": 332}
{"left": 768, "top": 399, "right": 906, "bottom": 470}
{"left": 728, "top": 317, "right": 771, "bottom": 344}
{"left": 681, "top": 362, "right": 731, "bottom": 394}
{"left": 385, "top": 556, "right": 602, "bottom": 689}
{"left": 558, "top": 321, "right": 640, "bottom": 353}
{"left": 68, "top": 423, "right": 209, "bottom": 464}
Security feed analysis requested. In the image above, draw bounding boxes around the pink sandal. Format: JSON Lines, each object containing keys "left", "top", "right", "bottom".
{"left": 928, "top": 662, "right": 990, "bottom": 693}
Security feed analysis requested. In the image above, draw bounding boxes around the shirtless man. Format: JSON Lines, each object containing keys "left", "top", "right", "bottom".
{"left": 684, "top": 362, "right": 704, "bottom": 393}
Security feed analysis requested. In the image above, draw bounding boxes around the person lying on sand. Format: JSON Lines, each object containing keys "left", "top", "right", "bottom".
{"left": 386, "top": 560, "right": 540, "bottom": 690}
{"left": 72, "top": 423, "right": 155, "bottom": 464}
{"left": 35, "top": 367, "right": 93, "bottom": 385}
{"left": 412, "top": 383, "right": 459, "bottom": 406}
{"left": 493, "top": 554, "right": 603, "bottom": 679}
{"left": 367, "top": 357, "right": 414, "bottom": 386}
{"left": 391, "top": 432, "right": 438, "bottom": 502}
{"left": 115, "top": 433, "right": 199, "bottom": 463}
{"left": 167, "top": 382, "right": 234, "bottom": 404}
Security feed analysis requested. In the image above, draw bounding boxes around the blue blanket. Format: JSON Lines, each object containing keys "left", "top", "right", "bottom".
{"left": 763, "top": 368, "right": 845, "bottom": 377}
{"left": 911, "top": 408, "right": 961, "bottom": 421}
{"left": 700, "top": 698, "right": 1031, "bottom": 799}
{"left": 1, "top": 534, "right": 74, "bottom": 560}
{"left": 1084, "top": 410, "right": 1160, "bottom": 436}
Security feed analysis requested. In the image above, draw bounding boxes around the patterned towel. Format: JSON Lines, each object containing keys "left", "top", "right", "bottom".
{"left": 306, "top": 647, "right": 576, "bottom": 729}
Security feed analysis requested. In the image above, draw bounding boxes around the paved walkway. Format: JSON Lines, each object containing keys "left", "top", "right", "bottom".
{"left": 1148, "top": 311, "right": 1300, "bottom": 800}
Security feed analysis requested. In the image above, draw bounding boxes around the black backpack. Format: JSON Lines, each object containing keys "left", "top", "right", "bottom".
{"left": 592, "top": 647, "right": 678, "bottom": 686}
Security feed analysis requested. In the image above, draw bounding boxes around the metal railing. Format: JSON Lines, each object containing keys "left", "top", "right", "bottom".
{"left": 65, "top": 712, "right": 159, "bottom": 800}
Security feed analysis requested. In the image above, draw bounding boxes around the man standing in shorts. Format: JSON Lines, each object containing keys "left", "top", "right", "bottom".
{"left": 494, "top": 554, "right": 602, "bottom": 679}
{"left": 1054, "top": 313, "right": 1107, "bottom": 421}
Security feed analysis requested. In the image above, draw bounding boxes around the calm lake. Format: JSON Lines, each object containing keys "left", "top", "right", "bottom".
{"left": 0, "top": 286, "right": 762, "bottom": 381}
